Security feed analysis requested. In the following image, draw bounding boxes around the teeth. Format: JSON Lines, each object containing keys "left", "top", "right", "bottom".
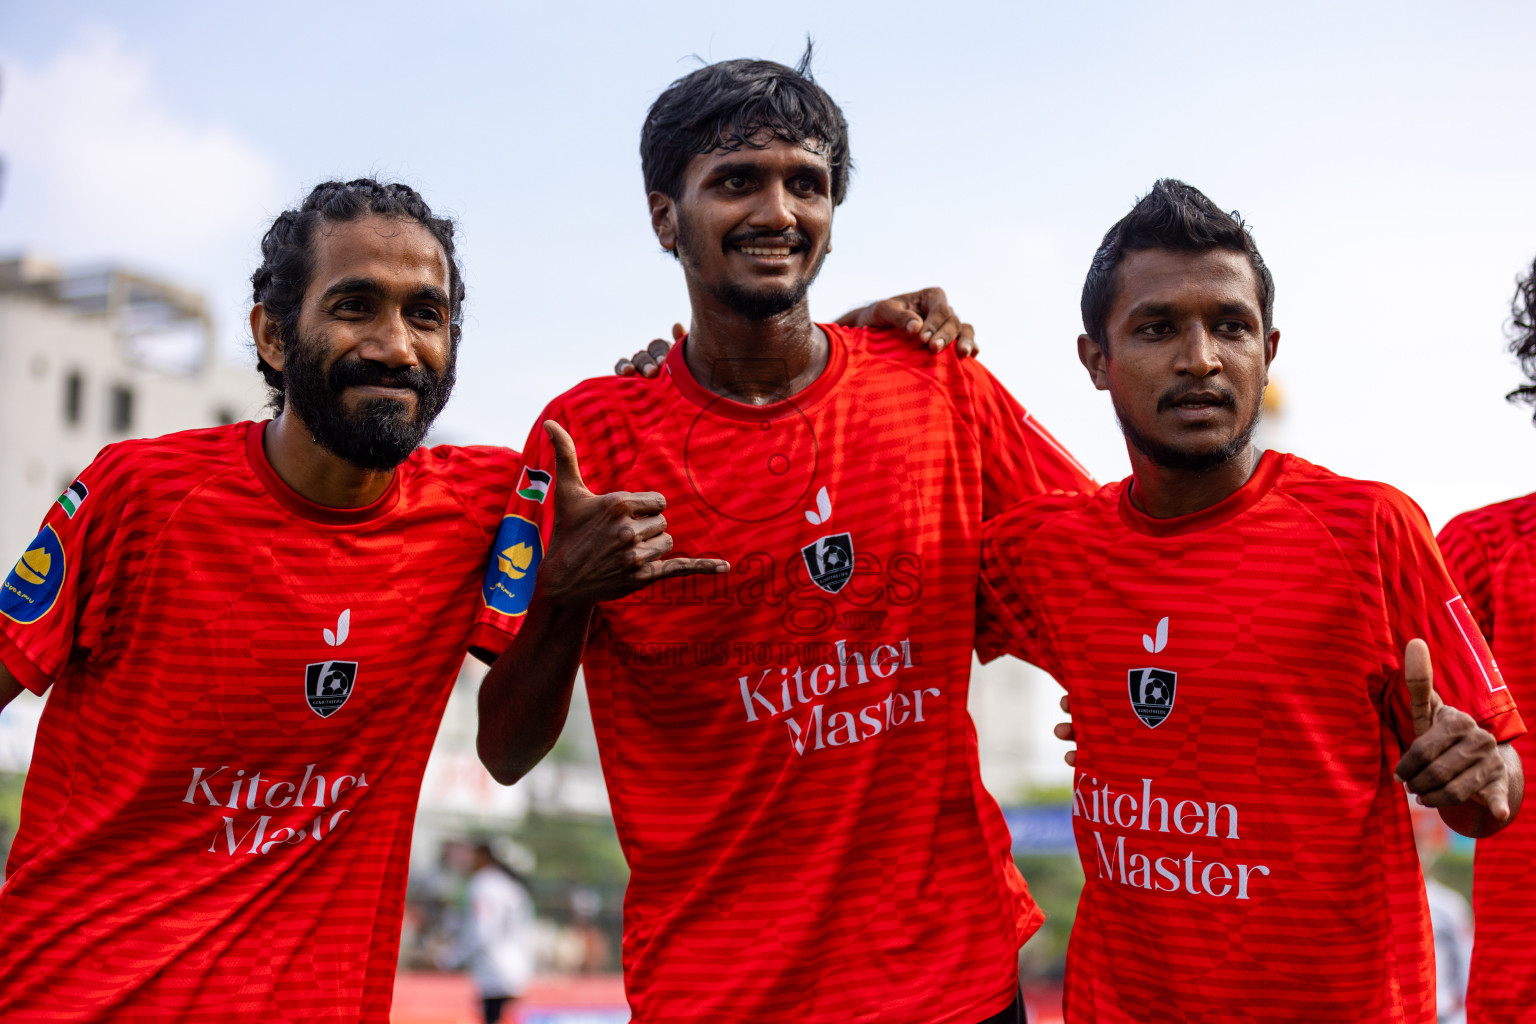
{"left": 739, "top": 246, "right": 793, "bottom": 256}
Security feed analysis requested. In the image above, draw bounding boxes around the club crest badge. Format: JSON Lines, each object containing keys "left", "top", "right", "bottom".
{"left": 1127, "top": 667, "right": 1177, "bottom": 728}
{"left": 801, "top": 532, "right": 854, "bottom": 594}
{"left": 306, "top": 660, "right": 359, "bottom": 718}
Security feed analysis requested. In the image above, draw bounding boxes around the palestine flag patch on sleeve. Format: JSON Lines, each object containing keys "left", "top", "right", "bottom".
{"left": 517, "top": 467, "right": 551, "bottom": 503}
{"left": 56, "top": 479, "right": 89, "bottom": 518}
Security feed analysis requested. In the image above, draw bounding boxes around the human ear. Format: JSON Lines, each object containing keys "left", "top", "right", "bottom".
{"left": 251, "top": 304, "right": 286, "bottom": 372}
{"left": 648, "top": 192, "right": 678, "bottom": 252}
{"left": 1077, "top": 334, "right": 1110, "bottom": 391}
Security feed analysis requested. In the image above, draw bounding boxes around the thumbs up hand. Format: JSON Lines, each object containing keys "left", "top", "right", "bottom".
{"left": 1393, "top": 638, "right": 1513, "bottom": 826}
{"left": 535, "top": 421, "right": 729, "bottom": 608}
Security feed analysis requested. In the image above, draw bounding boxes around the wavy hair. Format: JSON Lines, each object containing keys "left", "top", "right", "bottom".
{"left": 250, "top": 179, "right": 464, "bottom": 411}
{"left": 1507, "top": 257, "right": 1536, "bottom": 418}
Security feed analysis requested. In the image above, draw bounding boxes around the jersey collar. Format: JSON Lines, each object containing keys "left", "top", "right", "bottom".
{"left": 1118, "top": 449, "right": 1286, "bottom": 537}
{"left": 663, "top": 323, "right": 850, "bottom": 422}
{"left": 246, "top": 420, "right": 403, "bottom": 525}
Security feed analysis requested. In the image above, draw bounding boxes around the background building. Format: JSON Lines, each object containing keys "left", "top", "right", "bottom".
{"left": 0, "top": 253, "right": 267, "bottom": 775}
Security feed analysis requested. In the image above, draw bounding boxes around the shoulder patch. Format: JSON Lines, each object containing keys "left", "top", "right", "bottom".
{"left": 482, "top": 515, "right": 542, "bottom": 617}
{"left": 56, "top": 479, "right": 89, "bottom": 518}
{"left": 1, "top": 526, "right": 66, "bottom": 624}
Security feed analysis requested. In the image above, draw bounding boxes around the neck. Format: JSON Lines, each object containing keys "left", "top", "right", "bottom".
{"left": 1127, "top": 443, "right": 1262, "bottom": 519}
{"left": 682, "top": 295, "right": 827, "bottom": 405}
{"left": 262, "top": 410, "right": 396, "bottom": 508}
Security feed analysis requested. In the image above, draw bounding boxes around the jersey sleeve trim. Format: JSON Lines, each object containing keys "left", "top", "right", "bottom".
{"left": 1480, "top": 707, "right": 1527, "bottom": 744}
{"left": 0, "top": 627, "right": 53, "bottom": 695}
{"left": 467, "top": 622, "right": 513, "bottom": 661}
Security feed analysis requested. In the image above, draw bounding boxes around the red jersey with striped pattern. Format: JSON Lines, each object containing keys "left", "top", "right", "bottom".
{"left": 1438, "top": 493, "right": 1536, "bottom": 1024}
{"left": 978, "top": 451, "right": 1523, "bottom": 1024}
{"left": 471, "top": 325, "right": 1096, "bottom": 1024}
{"left": 0, "top": 421, "right": 519, "bottom": 1022}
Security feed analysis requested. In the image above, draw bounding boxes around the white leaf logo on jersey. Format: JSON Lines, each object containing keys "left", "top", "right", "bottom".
{"left": 323, "top": 609, "right": 351, "bottom": 647}
{"left": 1142, "top": 616, "right": 1169, "bottom": 654}
{"left": 804, "top": 486, "right": 832, "bottom": 526}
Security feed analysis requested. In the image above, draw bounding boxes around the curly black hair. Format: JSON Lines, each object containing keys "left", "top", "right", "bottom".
{"left": 1507, "top": 257, "right": 1536, "bottom": 419}
{"left": 250, "top": 179, "right": 464, "bottom": 412}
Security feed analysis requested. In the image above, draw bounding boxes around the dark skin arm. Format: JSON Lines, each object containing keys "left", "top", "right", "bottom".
{"left": 1053, "top": 639, "right": 1523, "bottom": 837}
{"left": 476, "top": 422, "right": 729, "bottom": 785}
{"left": 615, "top": 287, "right": 978, "bottom": 377}
{"left": 1394, "top": 638, "right": 1522, "bottom": 837}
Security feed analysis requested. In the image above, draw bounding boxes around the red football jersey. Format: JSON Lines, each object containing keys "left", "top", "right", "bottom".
{"left": 1438, "top": 494, "right": 1536, "bottom": 1023}
{"left": 978, "top": 452, "right": 1523, "bottom": 1024}
{"left": 471, "top": 325, "right": 1095, "bottom": 1024}
{"left": 0, "top": 422, "right": 518, "bottom": 1022}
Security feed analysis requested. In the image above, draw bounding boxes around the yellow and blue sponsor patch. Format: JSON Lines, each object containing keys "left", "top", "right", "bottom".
{"left": 482, "top": 514, "right": 542, "bottom": 617}
{"left": 1, "top": 525, "right": 65, "bottom": 624}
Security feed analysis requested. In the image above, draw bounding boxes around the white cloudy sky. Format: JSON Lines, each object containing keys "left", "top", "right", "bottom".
{"left": 3, "top": 1, "right": 1536, "bottom": 528}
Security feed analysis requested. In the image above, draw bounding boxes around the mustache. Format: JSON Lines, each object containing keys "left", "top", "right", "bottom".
{"left": 1157, "top": 383, "right": 1237, "bottom": 413}
{"left": 722, "top": 227, "right": 810, "bottom": 251}
{"left": 327, "top": 357, "right": 438, "bottom": 399}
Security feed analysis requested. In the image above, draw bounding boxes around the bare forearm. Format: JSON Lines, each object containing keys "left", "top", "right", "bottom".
{"left": 476, "top": 593, "right": 594, "bottom": 785}
{"left": 1439, "top": 742, "right": 1524, "bottom": 838}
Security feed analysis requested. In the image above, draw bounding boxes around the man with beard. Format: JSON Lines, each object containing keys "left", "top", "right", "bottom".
{"left": 979, "top": 179, "right": 1523, "bottom": 1023}
{"left": 0, "top": 179, "right": 556, "bottom": 1021}
{"left": 471, "top": 50, "right": 1094, "bottom": 1024}
{"left": 1436, "top": 255, "right": 1536, "bottom": 1023}
{"left": 0, "top": 175, "right": 979, "bottom": 1021}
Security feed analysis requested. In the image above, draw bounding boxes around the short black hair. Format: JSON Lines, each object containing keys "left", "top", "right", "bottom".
{"left": 250, "top": 178, "right": 465, "bottom": 411}
{"left": 1081, "top": 179, "right": 1275, "bottom": 350}
{"left": 1507, "top": 256, "right": 1536, "bottom": 419}
{"left": 640, "top": 41, "right": 851, "bottom": 206}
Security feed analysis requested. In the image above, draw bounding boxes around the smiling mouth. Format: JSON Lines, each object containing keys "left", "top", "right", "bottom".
{"left": 736, "top": 244, "right": 796, "bottom": 257}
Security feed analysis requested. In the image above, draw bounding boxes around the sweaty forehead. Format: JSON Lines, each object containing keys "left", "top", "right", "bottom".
{"left": 688, "top": 134, "right": 830, "bottom": 173}
{"left": 307, "top": 215, "right": 450, "bottom": 294}
{"left": 1112, "top": 248, "right": 1262, "bottom": 319}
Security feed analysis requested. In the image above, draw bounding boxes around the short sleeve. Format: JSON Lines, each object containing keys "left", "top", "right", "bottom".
{"left": 1375, "top": 492, "right": 1524, "bottom": 746}
{"left": 975, "top": 501, "right": 1064, "bottom": 678}
{"left": 964, "top": 360, "right": 1096, "bottom": 520}
{"left": 0, "top": 455, "right": 124, "bottom": 694}
{"left": 1437, "top": 512, "right": 1496, "bottom": 639}
{"left": 467, "top": 410, "right": 563, "bottom": 658}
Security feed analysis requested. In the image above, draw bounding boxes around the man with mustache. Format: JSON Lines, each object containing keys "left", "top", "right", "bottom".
{"left": 472, "top": 50, "right": 1094, "bottom": 1024}
{"left": 0, "top": 176, "right": 962, "bottom": 1021}
{"left": 1435, "top": 254, "right": 1536, "bottom": 1023}
{"left": 980, "top": 179, "right": 1522, "bottom": 1023}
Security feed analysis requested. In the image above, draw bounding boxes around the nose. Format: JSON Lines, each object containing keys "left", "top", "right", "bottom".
{"left": 360, "top": 307, "right": 419, "bottom": 368}
{"left": 748, "top": 181, "right": 796, "bottom": 233}
{"left": 1175, "top": 323, "right": 1222, "bottom": 378}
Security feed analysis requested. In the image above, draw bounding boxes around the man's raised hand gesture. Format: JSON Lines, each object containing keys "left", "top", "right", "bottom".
{"left": 477, "top": 424, "right": 728, "bottom": 787}
{"left": 536, "top": 421, "right": 728, "bottom": 608}
{"left": 1394, "top": 638, "right": 1522, "bottom": 836}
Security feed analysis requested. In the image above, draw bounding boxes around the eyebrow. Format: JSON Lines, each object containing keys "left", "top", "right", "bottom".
{"left": 708, "top": 159, "right": 830, "bottom": 181}
{"left": 1125, "top": 299, "right": 1258, "bottom": 321}
{"left": 319, "top": 277, "right": 450, "bottom": 308}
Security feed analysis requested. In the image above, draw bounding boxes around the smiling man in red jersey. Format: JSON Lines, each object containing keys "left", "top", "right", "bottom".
{"left": 978, "top": 179, "right": 1523, "bottom": 1024}
{"left": 0, "top": 174, "right": 959, "bottom": 1022}
{"left": 471, "top": 47, "right": 1094, "bottom": 1024}
{"left": 1436, "top": 255, "right": 1536, "bottom": 1024}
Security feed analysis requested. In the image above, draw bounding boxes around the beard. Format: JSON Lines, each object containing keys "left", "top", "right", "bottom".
{"left": 281, "top": 327, "right": 457, "bottom": 471}
{"left": 1112, "top": 385, "right": 1263, "bottom": 474}
{"left": 677, "top": 212, "right": 829, "bottom": 321}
